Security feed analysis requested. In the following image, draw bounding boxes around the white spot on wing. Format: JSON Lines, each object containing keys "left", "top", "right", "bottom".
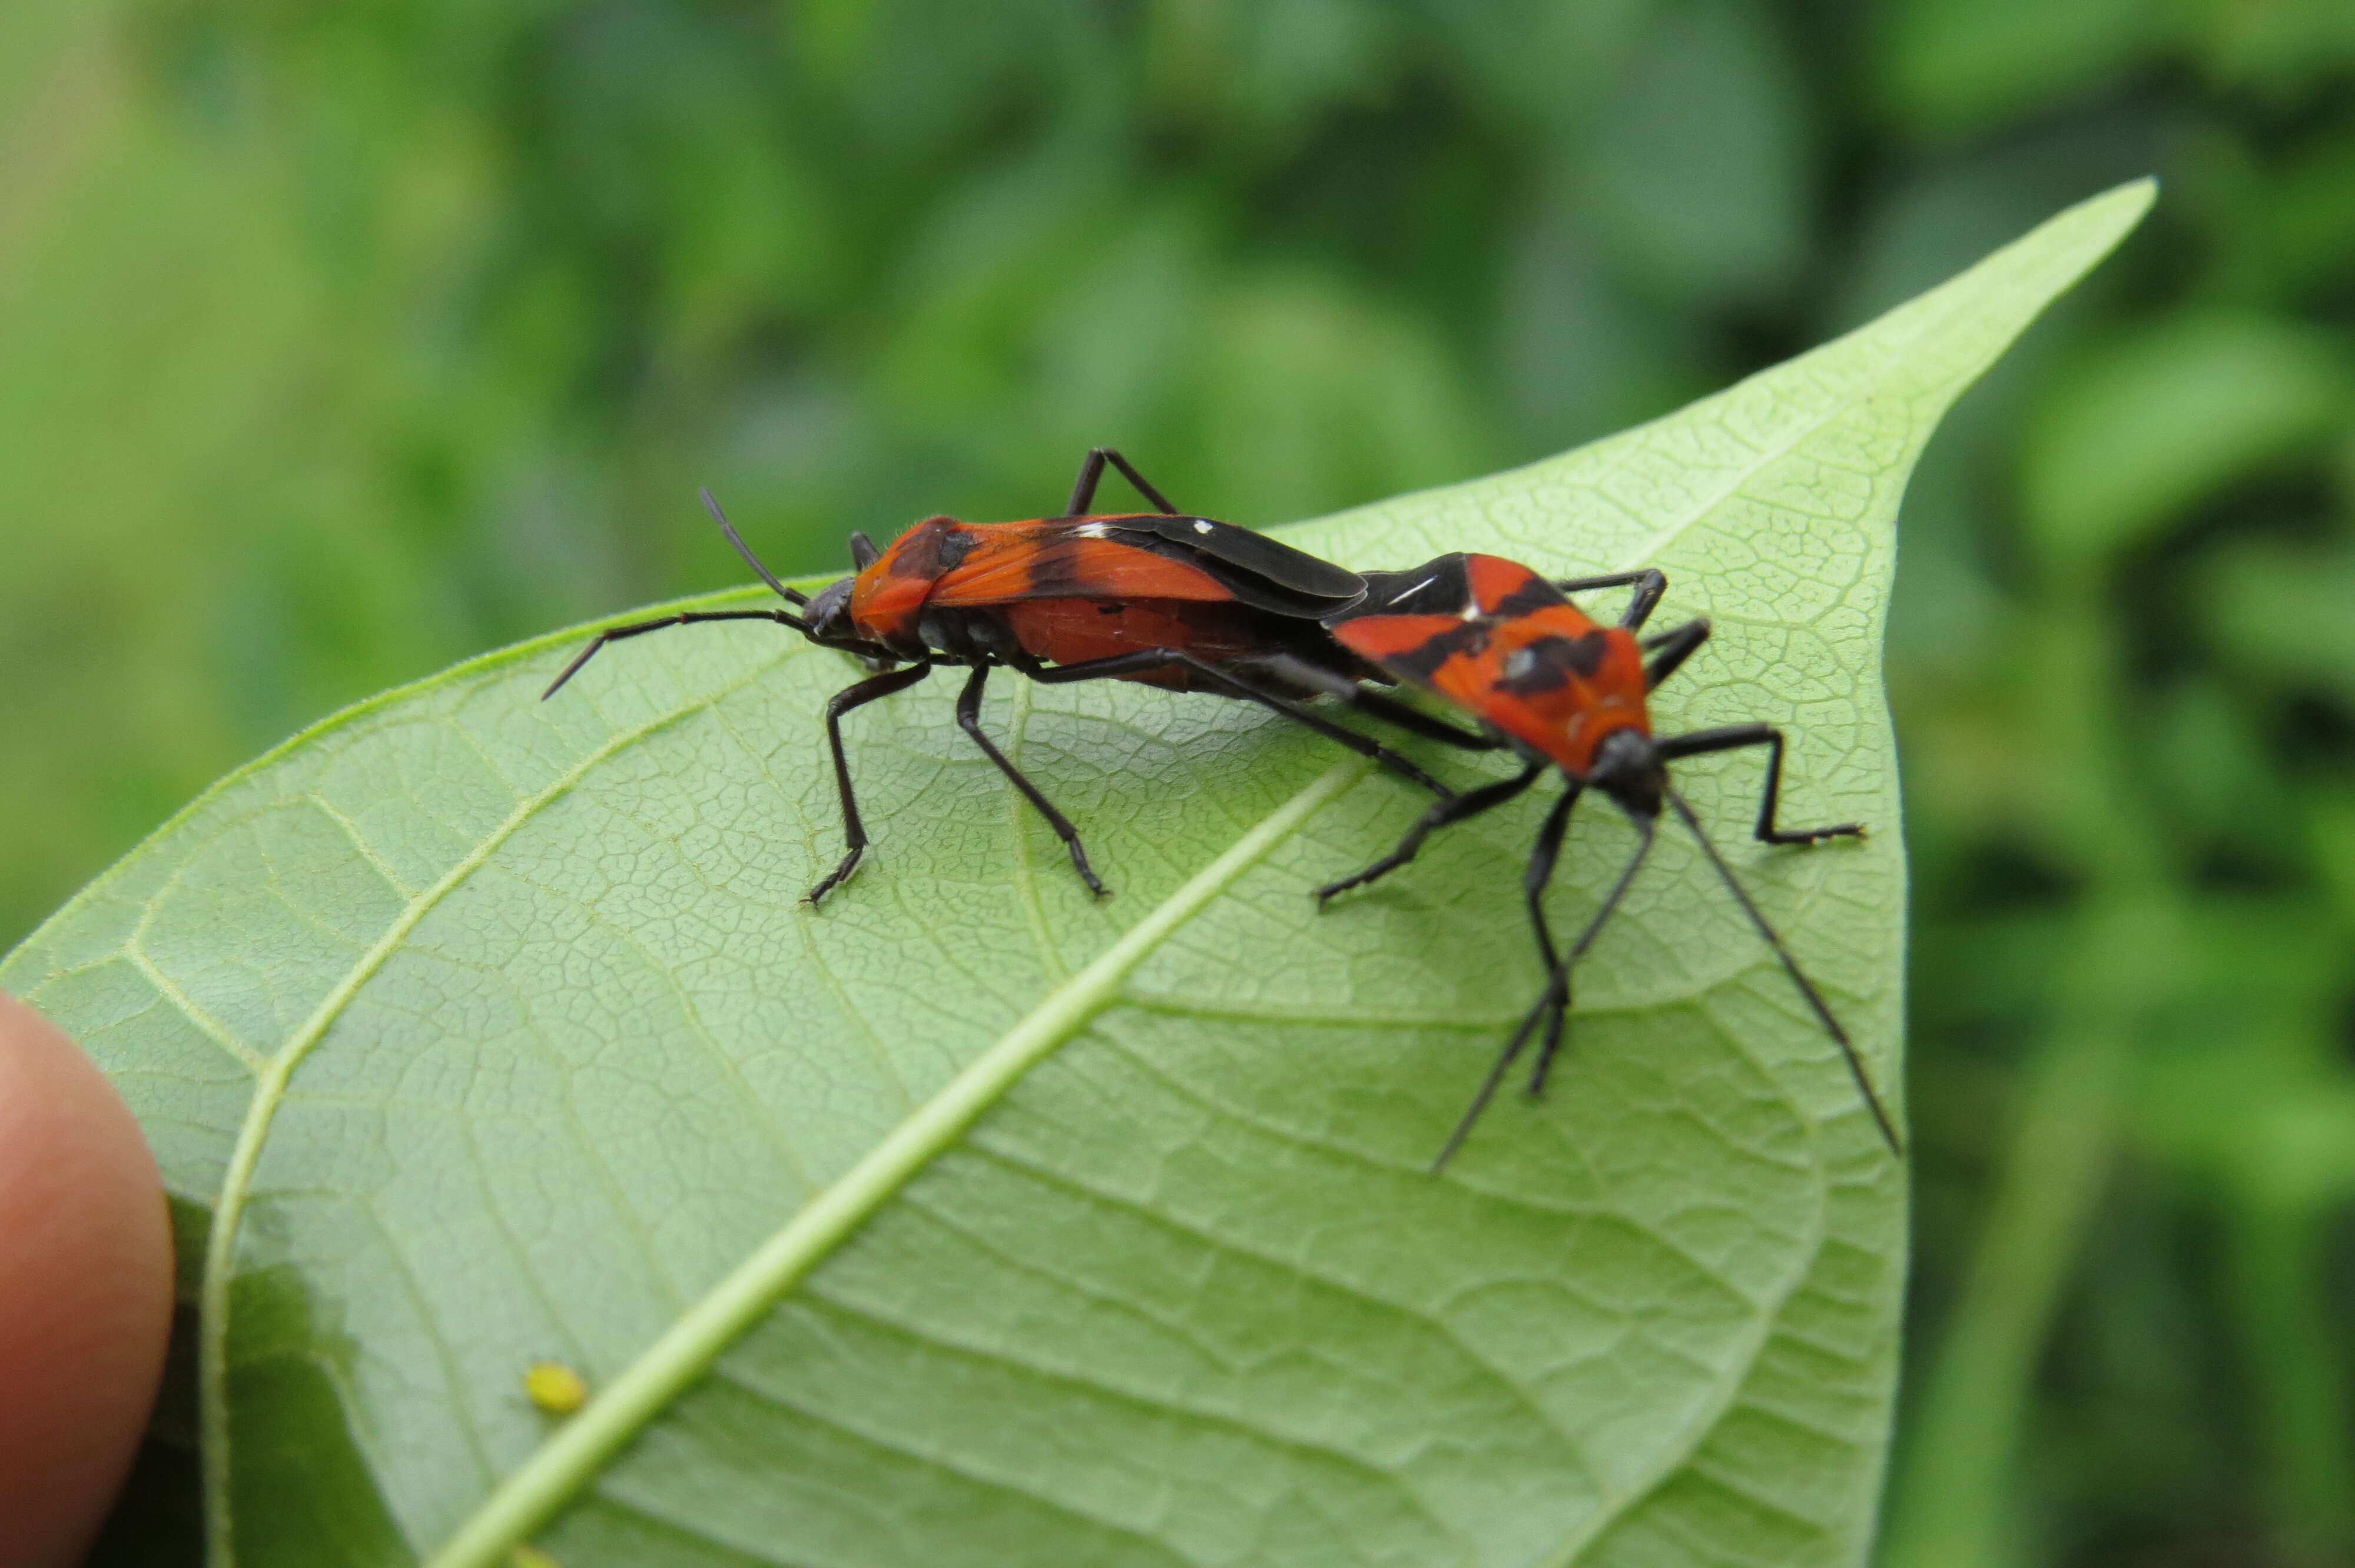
{"left": 1193, "top": 519, "right": 1213, "bottom": 533}
{"left": 1074, "top": 523, "right": 1113, "bottom": 539}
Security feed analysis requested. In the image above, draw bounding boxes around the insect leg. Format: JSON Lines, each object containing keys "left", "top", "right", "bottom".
{"left": 1011, "top": 650, "right": 1457, "bottom": 800}
{"left": 1434, "top": 808, "right": 1649, "bottom": 1172}
{"left": 1314, "top": 760, "right": 1545, "bottom": 904}
{"left": 1249, "top": 654, "right": 1504, "bottom": 752}
{"left": 1553, "top": 569, "right": 1669, "bottom": 630}
{"left": 1640, "top": 617, "right": 1711, "bottom": 690}
{"left": 1656, "top": 723, "right": 1861, "bottom": 845}
{"left": 953, "top": 664, "right": 1108, "bottom": 897}
{"left": 541, "top": 610, "right": 807, "bottom": 700}
{"left": 1338, "top": 686, "right": 1507, "bottom": 749}
{"left": 807, "top": 662, "right": 936, "bottom": 904}
{"left": 1065, "top": 447, "right": 1180, "bottom": 517}
{"left": 1520, "top": 783, "right": 1584, "bottom": 1098}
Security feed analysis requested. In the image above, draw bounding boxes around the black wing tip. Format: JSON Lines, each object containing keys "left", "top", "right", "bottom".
{"left": 1349, "top": 556, "right": 1472, "bottom": 619}
{"left": 1110, "top": 513, "right": 1365, "bottom": 602}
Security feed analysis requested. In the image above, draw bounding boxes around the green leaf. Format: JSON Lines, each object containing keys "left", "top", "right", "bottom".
{"left": 2021, "top": 312, "right": 2351, "bottom": 570}
{"left": 1567, "top": 0, "right": 1815, "bottom": 311}
{"left": 1872, "top": 0, "right": 2158, "bottom": 142}
{"left": 7, "top": 181, "right": 2151, "bottom": 1568}
{"left": 2204, "top": 534, "right": 2355, "bottom": 707}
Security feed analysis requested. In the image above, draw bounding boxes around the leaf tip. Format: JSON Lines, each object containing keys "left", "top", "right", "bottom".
{"left": 2055, "top": 175, "right": 2161, "bottom": 258}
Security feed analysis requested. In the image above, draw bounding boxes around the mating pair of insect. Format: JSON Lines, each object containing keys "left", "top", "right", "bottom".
{"left": 548, "top": 449, "right": 1901, "bottom": 1165}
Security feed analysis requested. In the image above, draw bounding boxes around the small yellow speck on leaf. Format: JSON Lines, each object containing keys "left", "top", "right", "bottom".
{"left": 522, "top": 1359, "right": 588, "bottom": 1416}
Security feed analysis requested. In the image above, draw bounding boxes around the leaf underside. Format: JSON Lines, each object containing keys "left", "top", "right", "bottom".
{"left": 5, "top": 182, "right": 2151, "bottom": 1568}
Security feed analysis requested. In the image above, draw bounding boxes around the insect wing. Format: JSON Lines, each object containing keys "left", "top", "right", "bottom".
{"left": 925, "top": 523, "right": 1239, "bottom": 607}
{"left": 1344, "top": 552, "right": 1566, "bottom": 624}
{"left": 1332, "top": 563, "right": 1633, "bottom": 769}
{"left": 1330, "top": 607, "right": 1559, "bottom": 756}
{"left": 1326, "top": 612, "right": 1478, "bottom": 691}
{"left": 1112, "top": 513, "right": 1365, "bottom": 603}
{"left": 850, "top": 515, "right": 962, "bottom": 641}
{"left": 1351, "top": 554, "right": 1471, "bottom": 619}
{"left": 1464, "top": 553, "right": 1568, "bottom": 617}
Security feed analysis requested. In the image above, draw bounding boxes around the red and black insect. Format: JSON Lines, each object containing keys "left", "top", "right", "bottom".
{"left": 543, "top": 449, "right": 1450, "bottom": 902}
{"left": 1301, "top": 551, "right": 1902, "bottom": 1166}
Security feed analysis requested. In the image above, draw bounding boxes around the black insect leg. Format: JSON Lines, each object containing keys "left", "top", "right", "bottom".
{"left": 1553, "top": 569, "right": 1669, "bottom": 630}
{"left": 542, "top": 610, "right": 807, "bottom": 700}
{"left": 1520, "top": 783, "right": 1584, "bottom": 1098}
{"left": 1314, "top": 760, "right": 1545, "bottom": 904}
{"left": 1434, "top": 809, "right": 1651, "bottom": 1173}
{"left": 1009, "top": 649, "right": 1457, "bottom": 800}
{"left": 807, "top": 662, "right": 936, "bottom": 904}
{"left": 1332, "top": 685, "right": 1504, "bottom": 749}
{"left": 1248, "top": 653, "right": 1504, "bottom": 753}
{"left": 1065, "top": 447, "right": 1180, "bottom": 517}
{"left": 1640, "top": 617, "right": 1711, "bottom": 690}
{"left": 954, "top": 664, "right": 1108, "bottom": 897}
{"left": 1656, "top": 723, "right": 1861, "bottom": 845}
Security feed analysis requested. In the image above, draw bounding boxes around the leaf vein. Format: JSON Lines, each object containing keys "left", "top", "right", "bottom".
{"left": 303, "top": 792, "right": 419, "bottom": 899}
{"left": 794, "top": 1289, "right": 1477, "bottom": 1554}
{"left": 701, "top": 701, "right": 918, "bottom": 1111}
{"left": 704, "top": 1359, "right": 1210, "bottom": 1568}
{"left": 493, "top": 861, "right": 821, "bottom": 1196}
{"left": 121, "top": 940, "right": 267, "bottom": 1075}
{"left": 1532, "top": 1138, "right": 1831, "bottom": 1568}
{"left": 957, "top": 1140, "right": 1592, "bottom": 1462}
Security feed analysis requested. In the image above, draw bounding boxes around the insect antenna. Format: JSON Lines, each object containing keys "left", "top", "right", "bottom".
{"left": 542, "top": 636, "right": 609, "bottom": 700}
{"left": 1663, "top": 788, "right": 1903, "bottom": 1156}
{"left": 1433, "top": 819, "right": 1655, "bottom": 1172}
{"left": 540, "top": 606, "right": 810, "bottom": 700}
{"left": 702, "top": 487, "right": 811, "bottom": 608}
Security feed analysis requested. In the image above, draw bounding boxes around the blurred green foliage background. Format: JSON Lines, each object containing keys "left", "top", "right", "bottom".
{"left": 4, "top": 2, "right": 2354, "bottom": 1564}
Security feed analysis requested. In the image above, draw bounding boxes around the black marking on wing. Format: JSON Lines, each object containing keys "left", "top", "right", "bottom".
{"left": 1492, "top": 576, "right": 1571, "bottom": 619}
{"left": 1494, "top": 633, "right": 1607, "bottom": 696}
{"left": 886, "top": 516, "right": 959, "bottom": 579}
{"left": 1024, "top": 540, "right": 1087, "bottom": 597}
{"left": 933, "top": 527, "right": 975, "bottom": 574}
{"left": 1384, "top": 617, "right": 1492, "bottom": 684}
